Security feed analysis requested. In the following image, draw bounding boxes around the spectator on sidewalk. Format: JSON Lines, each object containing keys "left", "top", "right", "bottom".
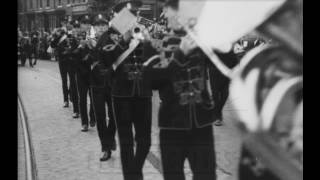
{"left": 20, "top": 32, "right": 33, "bottom": 67}
{"left": 30, "top": 30, "right": 40, "bottom": 66}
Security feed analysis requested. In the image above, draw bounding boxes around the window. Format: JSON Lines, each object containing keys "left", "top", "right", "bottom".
{"left": 30, "top": 0, "right": 33, "bottom": 9}
{"left": 67, "top": 0, "right": 70, "bottom": 4}
{"left": 58, "top": 0, "right": 61, "bottom": 5}
{"left": 72, "top": 0, "right": 75, "bottom": 3}
{"left": 39, "top": 0, "right": 43, "bottom": 8}
{"left": 47, "top": 0, "right": 50, "bottom": 7}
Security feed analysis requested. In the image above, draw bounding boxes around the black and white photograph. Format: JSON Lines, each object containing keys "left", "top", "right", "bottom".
{"left": 17, "top": 0, "right": 303, "bottom": 180}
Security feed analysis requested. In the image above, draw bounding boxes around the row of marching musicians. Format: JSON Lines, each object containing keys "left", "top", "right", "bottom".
{"left": 50, "top": 0, "right": 264, "bottom": 180}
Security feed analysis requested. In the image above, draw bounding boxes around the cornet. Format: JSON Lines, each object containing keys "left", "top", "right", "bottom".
{"left": 130, "top": 16, "right": 156, "bottom": 41}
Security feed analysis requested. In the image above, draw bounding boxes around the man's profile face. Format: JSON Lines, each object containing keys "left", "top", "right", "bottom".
{"left": 80, "top": 24, "right": 91, "bottom": 32}
{"left": 94, "top": 25, "right": 108, "bottom": 38}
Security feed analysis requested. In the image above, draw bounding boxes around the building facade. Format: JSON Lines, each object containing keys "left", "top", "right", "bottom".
{"left": 18, "top": 0, "right": 161, "bottom": 33}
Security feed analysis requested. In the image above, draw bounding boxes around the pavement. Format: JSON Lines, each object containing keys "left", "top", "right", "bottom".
{"left": 18, "top": 60, "right": 244, "bottom": 180}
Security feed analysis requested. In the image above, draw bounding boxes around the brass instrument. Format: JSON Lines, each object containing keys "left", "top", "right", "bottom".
{"left": 170, "top": 0, "right": 287, "bottom": 79}
{"left": 227, "top": 0, "right": 302, "bottom": 179}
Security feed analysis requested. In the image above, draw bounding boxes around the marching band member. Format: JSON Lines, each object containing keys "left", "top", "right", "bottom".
{"left": 152, "top": 39, "right": 217, "bottom": 180}
{"left": 73, "top": 16, "right": 96, "bottom": 132}
{"left": 51, "top": 19, "right": 80, "bottom": 118}
{"left": 86, "top": 14, "right": 117, "bottom": 161}
{"left": 66, "top": 19, "right": 81, "bottom": 119}
{"left": 151, "top": 35, "right": 217, "bottom": 180}
{"left": 149, "top": 0, "right": 241, "bottom": 179}
{"left": 92, "top": 0, "right": 157, "bottom": 179}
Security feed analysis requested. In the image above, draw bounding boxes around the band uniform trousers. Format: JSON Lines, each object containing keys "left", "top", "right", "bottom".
{"left": 160, "top": 125, "right": 216, "bottom": 180}
{"left": 214, "top": 87, "right": 230, "bottom": 119}
{"left": 58, "top": 58, "right": 79, "bottom": 113}
{"left": 112, "top": 97, "right": 152, "bottom": 179}
{"left": 90, "top": 85, "right": 116, "bottom": 151}
{"left": 76, "top": 72, "right": 95, "bottom": 126}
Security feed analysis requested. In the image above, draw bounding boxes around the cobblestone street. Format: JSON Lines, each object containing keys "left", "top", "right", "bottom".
{"left": 18, "top": 60, "right": 243, "bottom": 180}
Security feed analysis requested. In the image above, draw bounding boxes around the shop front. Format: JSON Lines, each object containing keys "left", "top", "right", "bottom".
{"left": 55, "top": 8, "right": 67, "bottom": 28}
{"left": 71, "top": 4, "right": 90, "bottom": 21}
{"left": 25, "top": 12, "right": 36, "bottom": 32}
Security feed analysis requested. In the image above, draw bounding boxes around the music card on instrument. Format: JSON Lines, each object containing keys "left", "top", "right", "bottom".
{"left": 110, "top": 8, "right": 137, "bottom": 35}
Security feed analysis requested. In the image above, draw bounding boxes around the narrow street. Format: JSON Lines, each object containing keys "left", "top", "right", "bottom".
{"left": 18, "top": 60, "right": 243, "bottom": 180}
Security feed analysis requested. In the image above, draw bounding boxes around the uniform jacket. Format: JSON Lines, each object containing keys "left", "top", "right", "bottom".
{"left": 151, "top": 48, "right": 220, "bottom": 130}
{"left": 50, "top": 34, "right": 71, "bottom": 60}
{"left": 73, "top": 41, "right": 93, "bottom": 78}
{"left": 88, "top": 30, "right": 120, "bottom": 88}
{"left": 91, "top": 30, "right": 158, "bottom": 97}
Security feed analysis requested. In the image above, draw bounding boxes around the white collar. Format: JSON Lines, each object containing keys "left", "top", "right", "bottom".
{"left": 58, "top": 35, "right": 67, "bottom": 44}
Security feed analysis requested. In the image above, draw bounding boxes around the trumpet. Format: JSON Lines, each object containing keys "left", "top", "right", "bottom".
{"left": 130, "top": 16, "right": 156, "bottom": 40}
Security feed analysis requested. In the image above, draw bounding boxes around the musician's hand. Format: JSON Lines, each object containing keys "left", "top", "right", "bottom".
{"left": 87, "top": 39, "right": 97, "bottom": 49}
{"left": 123, "top": 30, "right": 132, "bottom": 43}
{"left": 179, "top": 35, "right": 197, "bottom": 55}
{"left": 233, "top": 43, "right": 245, "bottom": 54}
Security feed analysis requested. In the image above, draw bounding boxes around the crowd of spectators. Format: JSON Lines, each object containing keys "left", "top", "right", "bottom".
{"left": 18, "top": 28, "right": 59, "bottom": 63}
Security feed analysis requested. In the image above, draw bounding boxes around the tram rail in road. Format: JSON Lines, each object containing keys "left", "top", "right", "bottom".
{"left": 18, "top": 93, "right": 38, "bottom": 180}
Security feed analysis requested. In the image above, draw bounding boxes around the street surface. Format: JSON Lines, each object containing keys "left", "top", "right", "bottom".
{"left": 18, "top": 111, "right": 27, "bottom": 180}
{"left": 18, "top": 60, "right": 243, "bottom": 180}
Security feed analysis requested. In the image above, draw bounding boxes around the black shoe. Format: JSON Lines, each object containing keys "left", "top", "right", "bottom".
{"left": 72, "top": 113, "right": 80, "bottom": 118}
{"left": 81, "top": 125, "right": 88, "bottom": 132}
{"left": 100, "top": 150, "right": 112, "bottom": 161}
{"left": 63, "top": 102, "right": 69, "bottom": 108}
{"left": 89, "top": 120, "right": 96, "bottom": 127}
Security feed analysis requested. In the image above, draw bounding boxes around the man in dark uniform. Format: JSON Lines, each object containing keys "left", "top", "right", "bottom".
{"left": 151, "top": 40, "right": 218, "bottom": 180}
{"left": 51, "top": 19, "right": 80, "bottom": 118}
{"left": 73, "top": 16, "right": 96, "bottom": 132}
{"left": 92, "top": 1, "right": 155, "bottom": 179}
{"left": 83, "top": 14, "right": 117, "bottom": 160}
{"left": 150, "top": 1, "right": 219, "bottom": 179}
{"left": 66, "top": 20, "right": 81, "bottom": 119}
